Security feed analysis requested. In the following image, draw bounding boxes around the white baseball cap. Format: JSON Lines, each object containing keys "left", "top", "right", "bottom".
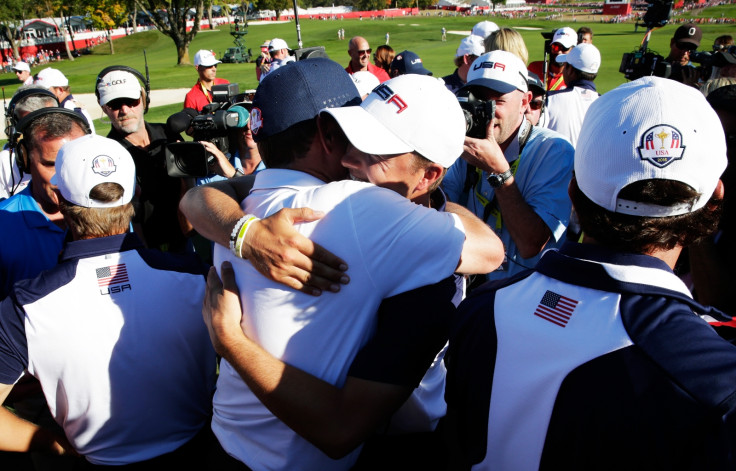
{"left": 322, "top": 75, "right": 465, "bottom": 168}
{"left": 269, "top": 38, "right": 289, "bottom": 52}
{"left": 556, "top": 43, "right": 601, "bottom": 74}
{"left": 351, "top": 71, "right": 380, "bottom": 98}
{"left": 35, "top": 67, "right": 69, "bottom": 88}
{"left": 194, "top": 49, "right": 221, "bottom": 67}
{"left": 97, "top": 70, "right": 142, "bottom": 106}
{"left": 12, "top": 61, "right": 30, "bottom": 73}
{"left": 52, "top": 134, "right": 136, "bottom": 209}
{"left": 471, "top": 21, "right": 499, "bottom": 39}
{"left": 552, "top": 27, "right": 578, "bottom": 49}
{"left": 465, "top": 50, "right": 529, "bottom": 94}
{"left": 575, "top": 76, "right": 727, "bottom": 217}
{"left": 456, "top": 35, "right": 485, "bottom": 58}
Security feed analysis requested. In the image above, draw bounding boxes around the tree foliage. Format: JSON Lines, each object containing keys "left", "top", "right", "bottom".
{"left": 134, "top": 0, "right": 204, "bottom": 65}
{"left": 0, "top": 0, "right": 25, "bottom": 60}
{"left": 85, "top": 0, "right": 129, "bottom": 54}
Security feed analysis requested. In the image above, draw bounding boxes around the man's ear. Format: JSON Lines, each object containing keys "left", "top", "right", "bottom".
{"left": 520, "top": 90, "right": 532, "bottom": 109}
{"left": 316, "top": 114, "right": 347, "bottom": 157}
{"left": 415, "top": 164, "right": 444, "bottom": 193}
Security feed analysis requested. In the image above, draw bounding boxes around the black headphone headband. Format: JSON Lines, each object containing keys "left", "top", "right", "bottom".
{"left": 95, "top": 65, "right": 150, "bottom": 112}
{"left": 6, "top": 88, "right": 59, "bottom": 124}
{"left": 15, "top": 107, "right": 91, "bottom": 136}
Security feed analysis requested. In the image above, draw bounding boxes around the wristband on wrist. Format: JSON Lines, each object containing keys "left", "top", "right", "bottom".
{"left": 229, "top": 214, "right": 251, "bottom": 256}
{"left": 234, "top": 215, "right": 260, "bottom": 259}
{"left": 232, "top": 168, "right": 245, "bottom": 178}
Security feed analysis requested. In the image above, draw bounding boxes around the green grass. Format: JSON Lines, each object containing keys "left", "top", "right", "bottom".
{"left": 1, "top": 5, "right": 734, "bottom": 135}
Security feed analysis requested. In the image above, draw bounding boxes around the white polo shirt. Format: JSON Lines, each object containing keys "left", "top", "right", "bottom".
{"left": 212, "top": 168, "right": 466, "bottom": 471}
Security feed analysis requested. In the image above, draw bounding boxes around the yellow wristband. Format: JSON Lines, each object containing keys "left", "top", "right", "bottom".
{"left": 234, "top": 215, "right": 259, "bottom": 259}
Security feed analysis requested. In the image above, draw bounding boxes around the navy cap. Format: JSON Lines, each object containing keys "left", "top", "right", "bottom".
{"left": 250, "top": 58, "right": 361, "bottom": 142}
{"left": 390, "top": 50, "right": 433, "bottom": 76}
{"left": 527, "top": 71, "right": 545, "bottom": 97}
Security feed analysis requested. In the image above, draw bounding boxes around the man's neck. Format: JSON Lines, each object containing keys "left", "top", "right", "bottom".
{"left": 352, "top": 61, "right": 367, "bottom": 72}
{"left": 30, "top": 188, "right": 65, "bottom": 228}
{"left": 499, "top": 116, "right": 527, "bottom": 153}
{"left": 199, "top": 77, "right": 214, "bottom": 89}
{"left": 238, "top": 146, "right": 262, "bottom": 175}
{"left": 123, "top": 125, "right": 150, "bottom": 149}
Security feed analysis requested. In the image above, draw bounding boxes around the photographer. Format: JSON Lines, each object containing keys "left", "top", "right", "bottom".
{"left": 96, "top": 66, "right": 190, "bottom": 253}
{"left": 665, "top": 24, "right": 702, "bottom": 86}
{"left": 443, "top": 50, "right": 575, "bottom": 284}
{"left": 196, "top": 115, "right": 265, "bottom": 186}
{"left": 528, "top": 27, "right": 578, "bottom": 91}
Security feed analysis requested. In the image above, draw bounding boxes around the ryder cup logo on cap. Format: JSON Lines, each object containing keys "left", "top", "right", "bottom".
{"left": 556, "top": 43, "right": 601, "bottom": 74}
{"left": 552, "top": 27, "right": 578, "bottom": 49}
{"left": 194, "top": 49, "right": 221, "bottom": 67}
{"left": 97, "top": 70, "right": 142, "bottom": 106}
{"left": 456, "top": 35, "right": 485, "bottom": 58}
{"left": 322, "top": 75, "right": 465, "bottom": 168}
{"left": 52, "top": 134, "right": 136, "bottom": 209}
{"left": 575, "top": 76, "right": 727, "bottom": 217}
{"left": 466, "top": 50, "right": 528, "bottom": 94}
{"left": 250, "top": 58, "right": 361, "bottom": 141}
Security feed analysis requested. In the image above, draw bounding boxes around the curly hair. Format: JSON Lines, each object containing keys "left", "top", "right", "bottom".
{"left": 570, "top": 177, "right": 722, "bottom": 253}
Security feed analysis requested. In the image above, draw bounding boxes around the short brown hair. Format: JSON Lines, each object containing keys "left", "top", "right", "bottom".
{"left": 60, "top": 182, "right": 135, "bottom": 239}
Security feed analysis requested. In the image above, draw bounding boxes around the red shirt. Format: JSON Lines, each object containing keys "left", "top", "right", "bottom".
{"left": 183, "top": 78, "right": 231, "bottom": 111}
{"left": 528, "top": 61, "right": 567, "bottom": 92}
{"left": 345, "top": 62, "right": 390, "bottom": 83}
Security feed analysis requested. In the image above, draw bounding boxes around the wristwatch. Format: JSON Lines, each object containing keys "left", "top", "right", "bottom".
{"left": 486, "top": 169, "right": 513, "bottom": 188}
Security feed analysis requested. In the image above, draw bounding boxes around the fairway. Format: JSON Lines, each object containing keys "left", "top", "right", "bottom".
{"left": 0, "top": 7, "right": 734, "bottom": 137}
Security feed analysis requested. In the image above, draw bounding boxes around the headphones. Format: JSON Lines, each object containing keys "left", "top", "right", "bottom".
{"left": 95, "top": 65, "right": 151, "bottom": 113}
{"left": 14, "top": 107, "right": 91, "bottom": 174}
{"left": 4, "top": 87, "right": 59, "bottom": 141}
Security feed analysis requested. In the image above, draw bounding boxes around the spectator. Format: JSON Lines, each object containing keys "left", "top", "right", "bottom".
{"left": 385, "top": 31, "right": 390, "bottom": 45}
{"left": 12, "top": 61, "right": 33, "bottom": 85}
{"left": 390, "top": 50, "right": 433, "bottom": 77}
{"left": 665, "top": 23, "right": 702, "bottom": 86}
{"left": 346, "top": 36, "right": 390, "bottom": 83}
{"left": 545, "top": 43, "right": 602, "bottom": 147}
{"left": 0, "top": 134, "right": 217, "bottom": 467}
{"left": 442, "top": 35, "right": 485, "bottom": 94}
{"left": 444, "top": 76, "right": 736, "bottom": 471}
{"left": 260, "top": 38, "right": 294, "bottom": 82}
{"left": 97, "top": 66, "right": 190, "bottom": 253}
{"left": 485, "top": 27, "right": 529, "bottom": 65}
{"left": 373, "top": 44, "right": 394, "bottom": 76}
{"left": 35, "top": 67, "right": 96, "bottom": 134}
{"left": 183, "top": 49, "right": 230, "bottom": 112}
{"left": 471, "top": 20, "right": 499, "bottom": 40}
{"left": 179, "top": 58, "right": 502, "bottom": 471}
{"left": 528, "top": 26, "right": 578, "bottom": 91}
{"left": 525, "top": 71, "right": 547, "bottom": 127}
{"left": 442, "top": 26, "right": 447, "bottom": 41}
{"left": 443, "top": 50, "right": 575, "bottom": 284}
{"left": 0, "top": 108, "right": 90, "bottom": 299}
{"left": 577, "top": 26, "right": 593, "bottom": 44}
{"left": 713, "top": 34, "right": 734, "bottom": 52}
{"left": 0, "top": 86, "right": 58, "bottom": 200}
{"left": 255, "top": 41, "right": 271, "bottom": 81}
{"left": 688, "top": 83, "right": 736, "bottom": 317}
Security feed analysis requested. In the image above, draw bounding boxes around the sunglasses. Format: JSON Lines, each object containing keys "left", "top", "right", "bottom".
{"left": 675, "top": 42, "right": 697, "bottom": 52}
{"left": 357, "top": 48, "right": 372, "bottom": 56}
{"left": 199, "top": 64, "right": 218, "bottom": 69}
{"left": 529, "top": 99, "right": 545, "bottom": 111}
{"left": 550, "top": 43, "right": 571, "bottom": 54}
{"left": 107, "top": 97, "right": 141, "bottom": 111}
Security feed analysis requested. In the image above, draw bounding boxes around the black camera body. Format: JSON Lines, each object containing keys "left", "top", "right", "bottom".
{"left": 619, "top": 49, "right": 671, "bottom": 80}
{"left": 457, "top": 89, "right": 496, "bottom": 139}
{"left": 165, "top": 84, "right": 251, "bottom": 178}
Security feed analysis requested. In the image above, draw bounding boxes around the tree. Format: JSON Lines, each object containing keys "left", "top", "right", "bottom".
{"left": 255, "top": 0, "right": 293, "bottom": 21}
{"left": 0, "top": 0, "right": 25, "bottom": 61}
{"left": 35, "top": 0, "right": 78, "bottom": 60}
{"left": 134, "top": 0, "right": 204, "bottom": 65}
{"left": 85, "top": 0, "right": 129, "bottom": 55}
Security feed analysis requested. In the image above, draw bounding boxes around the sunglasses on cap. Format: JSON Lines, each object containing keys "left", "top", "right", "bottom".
{"left": 106, "top": 97, "right": 141, "bottom": 111}
{"left": 675, "top": 42, "right": 697, "bottom": 52}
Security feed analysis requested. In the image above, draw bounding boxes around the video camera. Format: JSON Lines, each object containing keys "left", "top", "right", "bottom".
{"left": 165, "top": 84, "right": 252, "bottom": 178}
{"left": 456, "top": 89, "right": 495, "bottom": 139}
{"left": 690, "top": 45, "right": 736, "bottom": 81}
{"left": 619, "top": 0, "right": 674, "bottom": 81}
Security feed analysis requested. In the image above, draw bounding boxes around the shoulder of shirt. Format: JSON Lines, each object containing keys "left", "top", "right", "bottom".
{"left": 528, "top": 125, "right": 575, "bottom": 149}
{"left": 0, "top": 188, "right": 31, "bottom": 211}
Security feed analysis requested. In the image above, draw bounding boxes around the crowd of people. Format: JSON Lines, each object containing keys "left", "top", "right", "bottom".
{"left": 0, "top": 17, "right": 734, "bottom": 471}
